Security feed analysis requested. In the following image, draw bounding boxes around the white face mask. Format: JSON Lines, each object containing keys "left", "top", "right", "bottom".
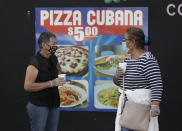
{"left": 122, "top": 42, "right": 129, "bottom": 53}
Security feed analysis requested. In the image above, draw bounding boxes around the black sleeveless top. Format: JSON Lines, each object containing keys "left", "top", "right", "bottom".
{"left": 28, "top": 52, "right": 60, "bottom": 107}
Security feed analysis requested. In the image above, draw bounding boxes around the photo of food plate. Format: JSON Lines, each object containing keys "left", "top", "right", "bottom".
{"left": 55, "top": 45, "right": 88, "bottom": 76}
{"left": 59, "top": 80, "right": 88, "bottom": 108}
{"left": 94, "top": 54, "right": 127, "bottom": 76}
{"left": 94, "top": 45, "right": 128, "bottom": 76}
{"left": 94, "top": 80, "right": 119, "bottom": 109}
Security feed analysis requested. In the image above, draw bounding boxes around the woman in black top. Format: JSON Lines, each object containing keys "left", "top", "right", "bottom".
{"left": 24, "top": 32, "right": 65, "bottom": 131}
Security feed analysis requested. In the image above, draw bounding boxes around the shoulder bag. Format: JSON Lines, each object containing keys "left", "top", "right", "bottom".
{"left": 120, "top": 75, "right": 151, "bottom": 131}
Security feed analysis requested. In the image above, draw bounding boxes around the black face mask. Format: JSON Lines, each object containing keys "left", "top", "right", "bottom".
{"left": 48, "top": 46, "right": 58, "bottom": 54}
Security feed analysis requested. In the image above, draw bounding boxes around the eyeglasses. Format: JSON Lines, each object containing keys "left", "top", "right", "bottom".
{"left": 122, "top": 38, "right": 131, "bottom": 42}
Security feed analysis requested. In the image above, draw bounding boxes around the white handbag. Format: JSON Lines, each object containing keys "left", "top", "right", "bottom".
{"left": 120, "top": 75, "right": 151, "bottom": 131}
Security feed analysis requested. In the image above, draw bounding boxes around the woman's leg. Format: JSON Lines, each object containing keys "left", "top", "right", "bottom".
{"left": 26, "top": 102, "right": 49, "bottom": 131}
{"left": 46, "top": 107, "right": 60, "bottom": 131}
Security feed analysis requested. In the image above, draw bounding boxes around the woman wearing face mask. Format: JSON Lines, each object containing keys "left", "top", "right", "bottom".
{"left": 24, "top": 32, "right": 66, "bottom": 131}
{"left": 113, "top": 27, "right": 163, "bottom": 131}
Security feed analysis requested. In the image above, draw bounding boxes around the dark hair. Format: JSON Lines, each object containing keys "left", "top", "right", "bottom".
{"left": 38, "top": 32, "right": 56, "bottom": 48}
{"left": 126, "top": 27, "right": 151, "bottom": 49}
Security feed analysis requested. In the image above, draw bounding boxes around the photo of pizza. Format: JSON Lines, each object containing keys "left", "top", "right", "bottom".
{"left": 55, "top": 46, "right": 88, "bottom": 76}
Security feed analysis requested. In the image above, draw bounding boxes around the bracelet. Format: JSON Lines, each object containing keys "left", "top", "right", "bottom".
{"left": 49, "top": 80, "right": 53, "bottom": 88}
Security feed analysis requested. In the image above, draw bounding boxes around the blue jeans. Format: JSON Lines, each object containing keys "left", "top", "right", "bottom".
{"left": 122, "top": 128, "right": 135, "bottom": 131}
{"left": 26, "top": 102, "right": 60, "bottom": 131}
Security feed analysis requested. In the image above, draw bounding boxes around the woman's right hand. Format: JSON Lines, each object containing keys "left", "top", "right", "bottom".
{"left": 51, "top": 77, "right": 66, "bottom": 87}
{"left": 116, "top": 66, "right": 124, "bottom": 77}
{"left": 113, "top": 67, "right": 124, "bottom": 86}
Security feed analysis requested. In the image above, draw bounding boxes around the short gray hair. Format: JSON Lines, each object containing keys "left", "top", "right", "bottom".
{"left": 38, "top": 32, "right": 56, "bottom": 48}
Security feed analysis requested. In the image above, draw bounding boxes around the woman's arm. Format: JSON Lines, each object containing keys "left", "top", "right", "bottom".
{"left": 143, "top": 57, "right": 163, "bottom": 116}
{"left": 143, "top": 58, "right": 163, "bottom": 102}
{"left": 24, "top": 65, "right": 52, "bottom": 92}
{"left": 57, "top": 63, "right": 62, "bottom": 74}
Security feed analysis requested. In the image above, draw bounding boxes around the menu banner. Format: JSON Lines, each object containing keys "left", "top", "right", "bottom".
{"left": 35, "top": 7, "right": 148, "bottom": 112}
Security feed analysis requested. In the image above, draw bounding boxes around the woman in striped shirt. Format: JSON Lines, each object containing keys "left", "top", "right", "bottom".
{"left": 113, "top": 27, "right": 163, "bottom": 131}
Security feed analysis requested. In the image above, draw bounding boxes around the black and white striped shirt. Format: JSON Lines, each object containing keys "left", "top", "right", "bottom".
{"left": 118, "top": 52, "right": 163, "bottom": 101}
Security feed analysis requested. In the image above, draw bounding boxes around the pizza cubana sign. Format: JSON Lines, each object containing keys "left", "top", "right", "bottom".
{"left": 35, "top": 7, "right": 148, "bottom": 112}
{"left": 39, "top": 8, "right": 144, "bottom": 43}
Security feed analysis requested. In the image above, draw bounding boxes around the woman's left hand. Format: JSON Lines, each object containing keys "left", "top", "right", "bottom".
{"left": 150, "top": 105, "right": 160, "bottom": 117}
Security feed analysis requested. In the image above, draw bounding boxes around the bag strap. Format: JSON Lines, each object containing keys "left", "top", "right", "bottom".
{"left": 120, "top": 74, "right": 128, "bottom": 115}
{"left": 122, "top": 74, "right": 128, "bottom": 101}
